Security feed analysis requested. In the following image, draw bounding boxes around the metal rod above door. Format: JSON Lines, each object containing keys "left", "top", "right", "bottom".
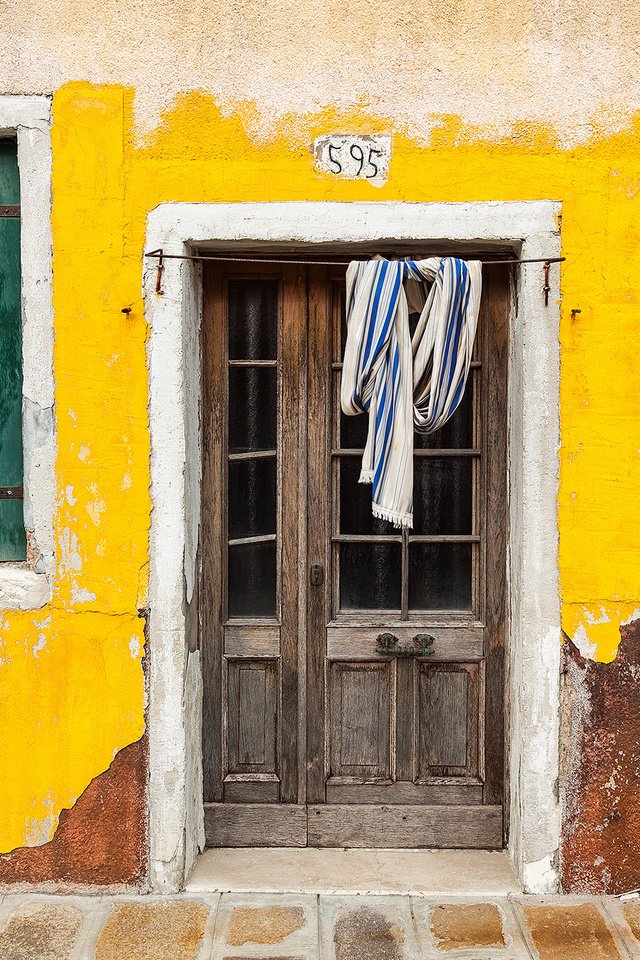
{"left": 145, "top": 248, "right": 565, "bottom": 300}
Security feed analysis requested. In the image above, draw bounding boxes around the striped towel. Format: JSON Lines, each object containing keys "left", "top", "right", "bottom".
{"left": 341, "top": 257, "right": 482, "bottom": 528}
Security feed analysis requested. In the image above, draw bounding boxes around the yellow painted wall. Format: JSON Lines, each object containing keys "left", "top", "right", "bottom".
{"left": 1, "top": 81, "right": 639, "bottom": 854}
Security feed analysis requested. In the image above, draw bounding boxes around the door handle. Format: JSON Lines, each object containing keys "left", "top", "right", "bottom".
{"left": 375, "top": 633, "right": 435, "bottom": 656}
{"left": 310, "top": 561, "right": 324, "bottom": 586}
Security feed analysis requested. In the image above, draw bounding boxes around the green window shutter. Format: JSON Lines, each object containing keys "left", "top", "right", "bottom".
{"left": 0, "top": 140, "right": 25, "bottom": 561}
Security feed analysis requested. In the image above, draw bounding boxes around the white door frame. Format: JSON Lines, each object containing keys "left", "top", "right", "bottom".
{"left": 143, "top": 200, "right": 562, "bottom": 894}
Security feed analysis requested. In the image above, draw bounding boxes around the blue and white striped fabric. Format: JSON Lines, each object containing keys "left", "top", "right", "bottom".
{"left": 341, "top": 257, "right": 482, "bottom": 528}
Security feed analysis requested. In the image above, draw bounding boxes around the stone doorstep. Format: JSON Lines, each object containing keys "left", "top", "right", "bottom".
{"left": 187, "top": 848, "right": 521, "bottom": 897}
{"left": 0, "top": 893, "right": 639, "bottom": 960}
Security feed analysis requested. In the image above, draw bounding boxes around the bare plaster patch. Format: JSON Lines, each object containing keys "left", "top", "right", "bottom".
{"left": 1, "top": 2, "right": 640, "bottom": 143}
{"left": 25, "top": 795, "right": 57, "bottom": 847}
{"left": 31, "top": 634, "right": 47, "bottom": 658}
{"left": 59, "top": 529, "right": 83, "bottom": 573}
{"left": 70, "top": 585, "right": 97, "bottom": 604}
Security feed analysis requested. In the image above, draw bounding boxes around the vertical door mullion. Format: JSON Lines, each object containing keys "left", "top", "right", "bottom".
{"left": 279, "top": 265, "right": 304, "bottom": 804}
{"left": 483, "top": 264, "right": 509, "bottom": 813}
{"left": 202, "top": 267, "right": 226, "bottom": 801}
{"left": 401, "top": 527, "right": 409, "bottom": 620}
{"left": 306, "top": 265, "right": 331, "bottom": 803}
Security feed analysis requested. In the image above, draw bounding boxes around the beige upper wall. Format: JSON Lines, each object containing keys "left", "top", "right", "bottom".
{"left": 2, "top": 0, "right": 639, "bottom": 140}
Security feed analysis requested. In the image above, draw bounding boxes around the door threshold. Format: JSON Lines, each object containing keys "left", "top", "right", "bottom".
{"left": 186, "top": 848, "right": 520, "bottom": 896}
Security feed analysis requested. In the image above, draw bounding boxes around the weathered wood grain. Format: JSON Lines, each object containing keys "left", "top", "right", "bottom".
{"left": 205, "top": 803, "right": 307, "bottom": 846}
{"left": 308, "top": 804, "right": 503, "bottom": 848}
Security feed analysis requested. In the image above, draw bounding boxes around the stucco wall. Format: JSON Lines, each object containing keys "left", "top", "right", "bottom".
{"left": 2, "top": 0, "right": 640, "bottom": 141}
{"left": 0, "top": 2, "right": 639, "bottom": 891}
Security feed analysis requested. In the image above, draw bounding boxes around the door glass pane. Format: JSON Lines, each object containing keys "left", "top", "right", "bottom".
{"left": 228, "top": 279, "right": 278, "bottom": 360}
{"left": 339, "top": 458, "right": 394, "bottom": 535}
{"left": 340, "top": 405, "right": 369, "bottom": 450}
{"left": 229, "top": 367, "right": 277, "bottom": 453}
{"left": 228, "top": 541, "right": 277, "bottom": 618}
{"left": 415, "top": 378, "right": 474, "bottom": 449}
{"left": 340, "top": 542, "right": 401, "bottom": 611}
{"left": 341, "top": 377, "right": 473, "bottom": 453}
{"left": 229, "top": 457, "right": 276, "bottom": 540}
{"left": 227, "top": 278, "right": 279, "bottom": 620}
{"left": 413, "top": 457, "right": 473, "bottom": 535}
{"left": 409, "top": 543, "right": 472, "bottom": 610}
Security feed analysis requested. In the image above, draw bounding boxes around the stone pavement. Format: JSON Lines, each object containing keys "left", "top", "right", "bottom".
{"left": 0, "top": 892, "right": 639, "bottom": 959}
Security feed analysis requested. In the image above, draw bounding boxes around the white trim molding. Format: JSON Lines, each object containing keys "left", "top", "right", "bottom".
{"left": 0, "top": 95, "right": 54, "bottom": 610}
{"left": 144, "top": 201, "right": 562, "bottom": 894}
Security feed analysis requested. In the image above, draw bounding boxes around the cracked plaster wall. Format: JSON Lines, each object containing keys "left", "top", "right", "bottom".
{"left": 0, "top": 0, "right": 639, "bottom": 890}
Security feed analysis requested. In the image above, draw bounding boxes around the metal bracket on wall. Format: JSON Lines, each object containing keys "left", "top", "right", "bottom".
{"left": 147, "top": 248, "right": 164, "bottom": 295}
{"left": 543, "top": 260, "right": 551, "bottom": 306}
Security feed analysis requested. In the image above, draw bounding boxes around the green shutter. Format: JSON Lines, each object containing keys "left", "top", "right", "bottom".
{"left": 0, "top": 140, "right": 25, "bottom": 561}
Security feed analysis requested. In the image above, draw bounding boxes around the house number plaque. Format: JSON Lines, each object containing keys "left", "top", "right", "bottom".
{"left": 313, "top": 135, "right": 391, "bottom": 186}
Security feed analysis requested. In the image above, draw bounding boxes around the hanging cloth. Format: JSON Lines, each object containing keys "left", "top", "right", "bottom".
{"left": 341, "top": 257, "right": 482, "bottom": 529}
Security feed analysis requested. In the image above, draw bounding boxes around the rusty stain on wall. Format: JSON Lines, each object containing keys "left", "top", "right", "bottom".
{"left": 0, "top": 738, "right": 147, "bottom": 888}
{"left": 561, "top": 621, "right": 640, "bottom": 894}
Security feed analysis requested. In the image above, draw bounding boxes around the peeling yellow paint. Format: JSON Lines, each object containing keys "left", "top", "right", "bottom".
{"left": 1, "top": 80, "right": 639, "bottom": 854}
{"left": 0, "top": 610, "right": 144, "bottom": 851}
{"left": 562, "top": 605, "right": 640, "bottom": 664}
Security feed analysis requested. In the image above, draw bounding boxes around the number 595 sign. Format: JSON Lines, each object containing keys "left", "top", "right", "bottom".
{"left": 313, "top": 135, "right": 391, "bottom": 186}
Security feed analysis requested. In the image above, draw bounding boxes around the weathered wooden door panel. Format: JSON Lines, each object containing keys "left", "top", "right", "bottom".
{"left": 202, "top": 266, "right": 303, "bottom": 812}
{"left": 226, "top": 658, "right": 278, "bottom": 769}
{"left": 417, "top": 662, "right": 480, "bottom": 779}
{"left": 328, "top": 661, "right": 394, "bottom": 780}
{"left": 205, "top": 804, "right": 307, "bottom": 847}
{"left": 202, "top": 260, "right": 508, "bottom": 847}
{"left": 307, "top": 804, "right": 503, "bottom": 848}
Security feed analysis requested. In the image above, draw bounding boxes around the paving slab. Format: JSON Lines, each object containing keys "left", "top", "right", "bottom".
{"left": 211, "top": 893, "right": 319, "bottom": 959}
{"left": 412, "top": 897, "right": 531, "bottom": 958}
{"left": 599, "top": 896, "right": 640, "bottom": 959}
{"left": 515, "top": 901, "right": 626, "bottom": 960}
{"left": 622, "top": 901, "right": 640, "bottom": 942}
{"left": 0, "top": 898, "right": 84, "bottom": 960}
{"left": 319, "top": 895, "right": 421, "bottom": 960}
{"left": 0, "top": 888, "right": 639, "bottom": 960}
{"left": 94, "top": 898, "right": 210, "bottom": 960}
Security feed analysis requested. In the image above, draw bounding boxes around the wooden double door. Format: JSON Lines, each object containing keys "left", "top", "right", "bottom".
{"left": 202, "top": 259, "right": 508, "bottom": 848}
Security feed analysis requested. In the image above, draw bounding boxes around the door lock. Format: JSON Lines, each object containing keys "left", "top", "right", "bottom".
{"left": 310, "top": 561, "right": 324, "bottom": 586}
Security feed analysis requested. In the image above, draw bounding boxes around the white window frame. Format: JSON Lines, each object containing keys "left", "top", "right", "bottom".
{"left": 144, "top": 200, "right": 562, "bottom": 895}
{"left": 0, "top": 96, "right": 55, "bottom": 610}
